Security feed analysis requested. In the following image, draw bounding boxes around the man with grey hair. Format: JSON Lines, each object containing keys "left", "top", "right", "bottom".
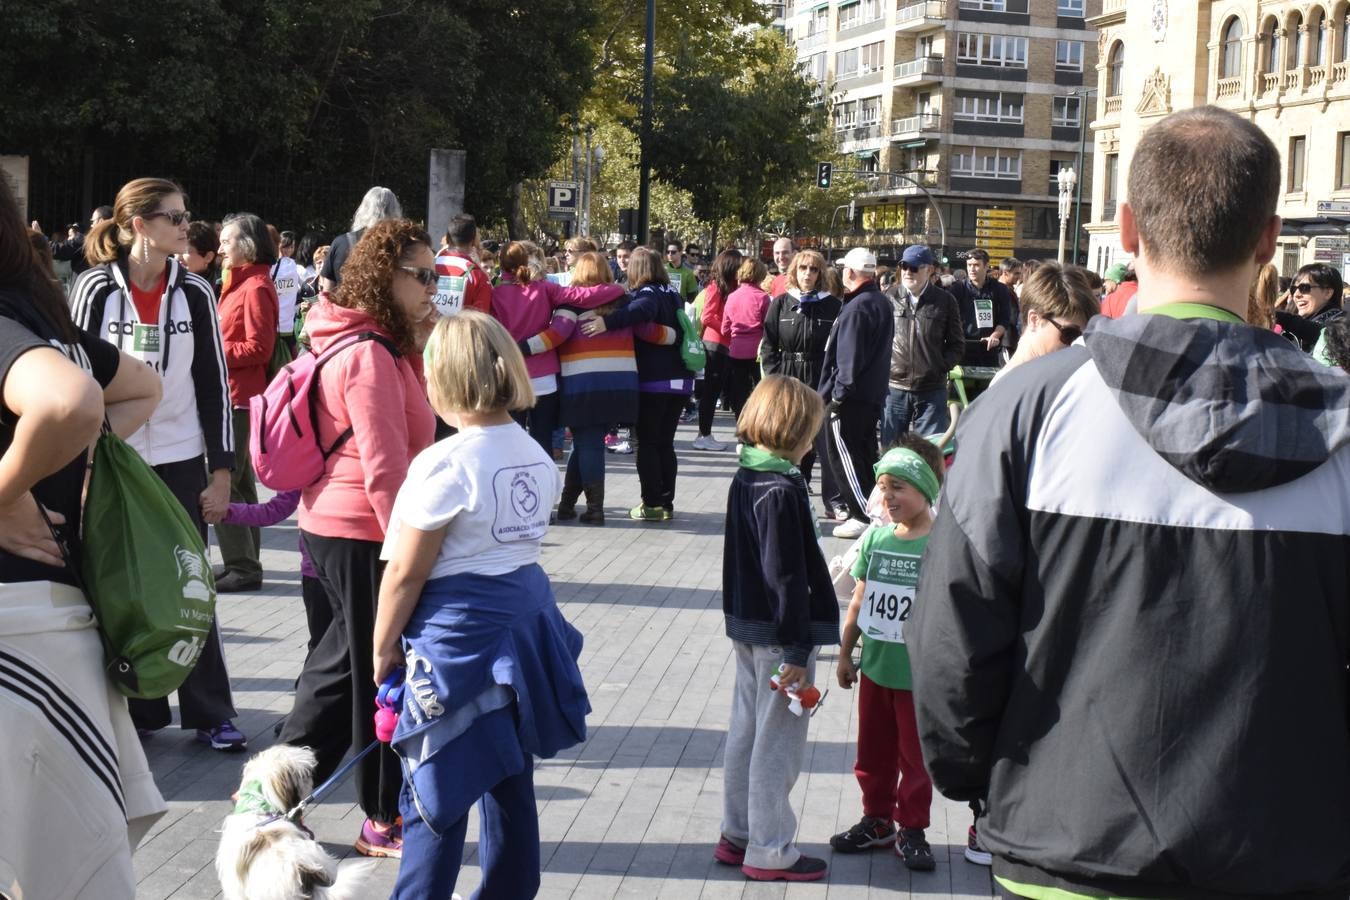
{"left": 911, "top": 105, "right": 1350, "bottom": 898}
{"left": 319, "top": 186, "right": 402, "bottom": 291}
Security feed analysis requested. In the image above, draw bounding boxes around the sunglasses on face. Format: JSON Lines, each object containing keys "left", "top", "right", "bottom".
{"left": 145, "top": 210, "right": 191, "bottom": 226}
{"left": 666, "top": 249, "right": 681, "bottom": 255}
{"left": 1293, "top": 282, "right": 1317, "bottom": 294}
{"left": 398, "top": 265, "right": 438, "bottom": 288}
{"left": 1043, "top": 316, "right": 1082, "bottom": 345}
{"left": 899, "top": 262, "right": 926, "bottom": 272}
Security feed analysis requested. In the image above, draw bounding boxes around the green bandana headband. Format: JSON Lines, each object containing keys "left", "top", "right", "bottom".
{"left": 874, "top": 447, "right": 939, "bottom": 504}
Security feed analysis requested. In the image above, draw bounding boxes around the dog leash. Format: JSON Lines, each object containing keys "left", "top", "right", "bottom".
{"left": 281, "top": 669, "right": 406, "bottom": 822}
{"left": 281, "top": 739, "right": 382, "bottom": 822}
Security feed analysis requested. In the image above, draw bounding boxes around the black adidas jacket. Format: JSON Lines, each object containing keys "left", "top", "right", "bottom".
{"left": 910, "top": 310, "right": 1350, "bottom": 899}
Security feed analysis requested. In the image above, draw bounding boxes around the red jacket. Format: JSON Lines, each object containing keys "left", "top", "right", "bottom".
{"left": 219, "top": 263, "right": 279, "bottom": 407}
{"left": 701, "top": 282, "right": 728, "bottom": 347}
{"left": 1100, "top": 281, "right": 1138, "bottom": 319}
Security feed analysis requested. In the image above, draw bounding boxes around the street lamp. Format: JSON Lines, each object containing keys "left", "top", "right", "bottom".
{"left": 1057, "top": 166, "right": 1076, "bottom": 264}
{"left": 584, "top": 142, "right": 605, "bottom": 237}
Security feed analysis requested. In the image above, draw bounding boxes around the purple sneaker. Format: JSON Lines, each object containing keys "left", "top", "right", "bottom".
{"left": 196, "top": 720, "right": 247, "bottom": 751}
{"left": 354, "top": 817, "right": 403, "bottom": 858}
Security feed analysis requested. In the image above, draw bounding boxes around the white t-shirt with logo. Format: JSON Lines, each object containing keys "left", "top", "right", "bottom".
{"left": 382, "top": 423, "right": 560, "bottom": 579}
{"left": 271, "top": 257, "right": 301, "bottom": 335}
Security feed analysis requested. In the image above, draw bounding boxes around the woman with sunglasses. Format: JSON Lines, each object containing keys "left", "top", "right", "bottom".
{"left": 1274, "top": 263, "right": 1344, "bottom": 353}
{"left": 990, "top": 262, "right": 1099, "bottom": 387}
{"left": 70, "top": 178, "right": 246, "bottom": 748}
{"left": 277, "top": 219, "right": 439, "bottom": 859}
{"left": 760, "top": 249, "right": 842, "bottom": 503}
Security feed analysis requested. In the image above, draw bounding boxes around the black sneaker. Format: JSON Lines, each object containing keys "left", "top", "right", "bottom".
{"left": 829, "top": 815, "right": 897, "bottom": 852}
{"left": 896, "top": 827, "right": 936, "bottom": 871}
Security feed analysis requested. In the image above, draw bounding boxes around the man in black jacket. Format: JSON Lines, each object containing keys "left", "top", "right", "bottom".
{"left": 951, "top": 248, "right": 1014, "bottom": 369}
{"left": 910, "top": 105, "right": 1350, "bottom": 899}
{"left": 881, "top": 244, "right": 963, "bottom": 445}
{"left": 818, "top": 247, "right": 893, "bottom": 539}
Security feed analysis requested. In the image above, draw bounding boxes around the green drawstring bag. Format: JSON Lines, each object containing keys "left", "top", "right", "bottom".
{"left": 73, "top": 433, "right": 217, "bottom": 699}
{"left": 266, "top": 335, "right": 294, "bottom": 381}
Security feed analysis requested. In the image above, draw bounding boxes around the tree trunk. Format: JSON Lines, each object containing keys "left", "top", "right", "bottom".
{"left": 508, "top": 182, "right": 527, "bottom": 240}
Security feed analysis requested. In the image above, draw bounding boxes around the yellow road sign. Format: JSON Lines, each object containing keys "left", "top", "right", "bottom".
{"left": 977, "top": 208, "right": 1016, "bottom": 220}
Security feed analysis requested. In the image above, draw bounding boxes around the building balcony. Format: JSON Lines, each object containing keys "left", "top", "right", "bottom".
{"left": 893, "top": 55, "right": 944, "bottom": 87}
{"left": 1215, "top": 75, "right": 1244, "bottom": 102}
{"left": 857, "top": 169, "right": 941, "bottom": 198}
{"left": 895, "top": 0, "right": 945, "bottom": 32}
{"left": 891, "top": 111, "right": 942, "bottom": 140}
{"left": 1103, "top": 95, "right": 1122, "bottom": 116}
{"left": 838, "top": 124, "right": 886, "bottom": 154}
{"left": 795, "top": 31, "right": 826, "bottom": 51}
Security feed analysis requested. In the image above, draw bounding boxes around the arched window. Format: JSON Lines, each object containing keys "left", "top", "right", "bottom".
{"left": 1310, "top": 9, "right": 1326, "bottom": 65}
{"left": 1221, "top": 17, "right": 1244, "bottom": 77}
{"left": 1108, "top": 42, "right": 1124, "bottom": 95}
{"left": 1290, "top": 12, "right": 1305, "bottom": 66}
{"left": 1265, "top": 22, "right": 1281, "bottom": 72}
{"left": 1341, "top": 9, "right": 1350, "bottom": 62}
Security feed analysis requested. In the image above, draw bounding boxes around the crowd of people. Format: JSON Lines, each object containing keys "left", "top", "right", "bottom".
{"left": 3, "top": 103, "right": 1349, "bottom": 898}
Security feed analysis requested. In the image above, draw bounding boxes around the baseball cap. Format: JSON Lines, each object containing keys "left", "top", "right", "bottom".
{"left": 901, "top": 245, "right": 935, "bottom": 267}
{"left": 837, "top": 247, "right": 877, "bottom": 273}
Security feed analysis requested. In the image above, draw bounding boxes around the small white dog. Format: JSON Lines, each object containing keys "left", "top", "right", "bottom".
{"left": 216, "top": 745, "right": 372, "bottom": 900}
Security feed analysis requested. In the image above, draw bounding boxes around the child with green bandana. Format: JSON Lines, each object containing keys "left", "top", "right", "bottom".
{"left": 830, "top": 447, "right": 941, "bottom": 871}
{"left": 716, "top": 374, "right": 839, "bottom": 883}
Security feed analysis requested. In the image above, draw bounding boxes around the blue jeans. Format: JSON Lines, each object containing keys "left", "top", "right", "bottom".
{"left": 881, "top": 385, "right": 950, "bottom": 447}
{"left": 393, "top": 757, "right": 540, "bottom": 899}
{"left": 565, "top": 424, "right": 607, "bottom": 484}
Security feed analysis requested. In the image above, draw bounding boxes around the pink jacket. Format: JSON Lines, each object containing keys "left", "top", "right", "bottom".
{"left": 298, "top": 299, "right": 436, "bottom": 542}
{"left": 724, "top": 283, "right": 770, "bottom": 360}
{"left": 490, "top": 276, "right": 623, "bottom": 380}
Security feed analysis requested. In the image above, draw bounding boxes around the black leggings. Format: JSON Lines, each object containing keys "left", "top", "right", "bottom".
{"left": 698, "top": 347, "right": 729, "bottom": 435}
{"left": 280, "top": 532, "right": 402, "bottom": 823}
{"left": 725, "top": 357, "right": 759, "bottom": 418}
{"left": 511, "top": 390, "right": 560, "bottom": 456}
{"left": 635, "top": 392, "right": 687, "bottom": 508}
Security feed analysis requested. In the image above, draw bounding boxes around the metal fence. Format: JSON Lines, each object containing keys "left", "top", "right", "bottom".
{"left": 25, "top": 152, "right": 427, "bottom": 241}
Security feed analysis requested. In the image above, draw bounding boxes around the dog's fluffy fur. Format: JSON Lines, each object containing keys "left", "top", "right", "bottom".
{"left": 216, "top": 745, "right": 372, "bottom": 900}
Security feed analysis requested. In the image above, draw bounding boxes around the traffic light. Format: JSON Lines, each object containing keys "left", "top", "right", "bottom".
{"left": 817, "top": 162, "right": 832, "bottom": 188}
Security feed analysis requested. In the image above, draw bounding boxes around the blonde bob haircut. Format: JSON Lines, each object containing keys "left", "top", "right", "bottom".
{"left": 571, "top": 251, "right": 614, "bottom": 287}
{"left": 426, "top": 310, "right": 535, "bottom": 416}
{"left": 737, "top": 256, "right": 768, "bottom": 285}
{"left": 735, "top": 374, "right": 825, "bottom": 457}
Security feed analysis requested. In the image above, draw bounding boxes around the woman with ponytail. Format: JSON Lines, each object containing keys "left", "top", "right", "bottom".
{"left": 489, "top": 241, "right": 624, "bottom": 453}
{"left": 69, "top": 177, "right": 246, "bottom": 751}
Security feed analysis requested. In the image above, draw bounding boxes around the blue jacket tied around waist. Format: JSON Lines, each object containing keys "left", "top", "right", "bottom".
{"left": 392, "top": 565, "right": 591, "bottom": 834}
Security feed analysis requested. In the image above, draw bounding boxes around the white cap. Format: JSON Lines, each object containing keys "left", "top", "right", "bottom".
{"left": 837, "top": 247, "right": 877, "bottom": 274}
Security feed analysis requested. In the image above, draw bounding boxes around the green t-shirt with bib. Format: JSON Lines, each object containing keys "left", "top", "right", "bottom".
{"left": 849, "top": 526, "right": 927, "bottom": 690}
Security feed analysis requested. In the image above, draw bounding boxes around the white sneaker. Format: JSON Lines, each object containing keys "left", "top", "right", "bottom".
{"left": 692, "top": 434, "right": 728, "bottom": 451}
{"left": 608, "top": 440, "right": 633, "bottom": 454}
{"left": 832, "top": 518, "right": 868, "bottom": 539}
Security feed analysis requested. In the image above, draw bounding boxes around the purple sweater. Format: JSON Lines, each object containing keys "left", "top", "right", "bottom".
{"left": 224, "top": 490, "right": 315, "bottom": 578}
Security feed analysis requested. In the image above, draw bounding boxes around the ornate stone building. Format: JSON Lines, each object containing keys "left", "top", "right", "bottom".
{"left": 1086, "top": 0, "right": 1350, "bottom": 275}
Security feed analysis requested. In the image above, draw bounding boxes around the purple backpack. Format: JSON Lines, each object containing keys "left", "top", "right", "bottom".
{"left": 249, "top": 331, "right": 399, "bottom": 491}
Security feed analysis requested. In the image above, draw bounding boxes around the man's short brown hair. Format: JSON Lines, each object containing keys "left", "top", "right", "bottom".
{"left": 736, "top": 375, "right": 825, "bottom": 457}
{"left": 1128, "top": 105, "right": 1279, "bottom": 275}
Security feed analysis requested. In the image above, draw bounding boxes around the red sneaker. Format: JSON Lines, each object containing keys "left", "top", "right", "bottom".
{"left": 713, "top": 835, "right": 746, "bottom": 865}
{"left": 742, "top": 855, "right": 827, "bottom": 882}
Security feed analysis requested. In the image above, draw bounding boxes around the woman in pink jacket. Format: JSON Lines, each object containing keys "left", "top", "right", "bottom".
{"left": 489, "top": 241, "right": 622, "bottom": 453}
{"left": 277, "top": 219, "right": 439, "bottom": 860}
{"left": 723, "top": 256, "right": 770, "bottom": 417}
{"left": 693, "top": 248, "right": 743, "bottom": 450}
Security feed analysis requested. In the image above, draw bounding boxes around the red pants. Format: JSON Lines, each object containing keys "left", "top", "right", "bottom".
{"left": 855, "top": 673, "right": 932, "bottom": 829}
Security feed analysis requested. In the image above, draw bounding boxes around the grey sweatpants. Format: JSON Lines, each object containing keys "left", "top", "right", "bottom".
{"left": 721, "top": 641, "right": 817, "bottom": 870}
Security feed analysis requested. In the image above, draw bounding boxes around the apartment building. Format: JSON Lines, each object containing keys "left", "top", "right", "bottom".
{"left": 785, "top": 0, "right": 1099, "bottom": 262}
{"left": 1086, "top": 1, "right": 1350, "bottom": 276}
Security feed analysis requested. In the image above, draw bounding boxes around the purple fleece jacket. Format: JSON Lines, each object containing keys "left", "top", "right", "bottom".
{"left": 224, "top": 490, "right": 316, "bottom": 578}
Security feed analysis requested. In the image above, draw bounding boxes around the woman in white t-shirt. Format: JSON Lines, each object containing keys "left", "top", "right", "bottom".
{"left": 372, "top": 311, "right": 590, "bottom": 899}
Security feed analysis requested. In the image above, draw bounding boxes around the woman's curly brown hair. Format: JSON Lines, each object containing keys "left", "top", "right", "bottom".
{"left": 331, "top": 219, "right": 432, "bottom": 353}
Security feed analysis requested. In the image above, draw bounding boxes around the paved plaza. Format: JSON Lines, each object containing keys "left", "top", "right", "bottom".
{"left": 134, "top": 413, "right": 995, "bottom": 899}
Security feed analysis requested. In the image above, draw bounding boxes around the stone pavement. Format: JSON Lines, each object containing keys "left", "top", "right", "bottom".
{"left": 134, "top": 413, "right": 995, "bottom": 899}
